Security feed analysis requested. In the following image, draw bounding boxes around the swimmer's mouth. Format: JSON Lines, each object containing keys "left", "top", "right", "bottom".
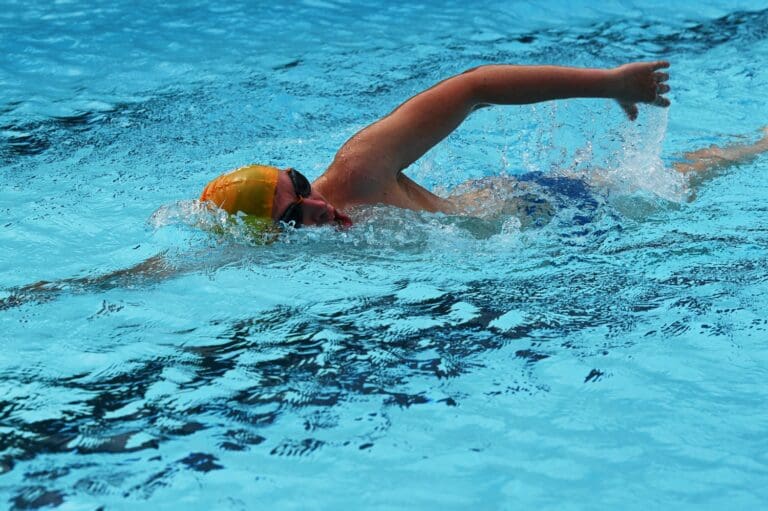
{"left": 334, "top": 209, "right": 353, "bottom": 229}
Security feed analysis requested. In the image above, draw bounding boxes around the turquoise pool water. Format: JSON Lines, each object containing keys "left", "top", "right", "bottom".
{"left": 2, "top": 1, "right": 768, "bottom": 509}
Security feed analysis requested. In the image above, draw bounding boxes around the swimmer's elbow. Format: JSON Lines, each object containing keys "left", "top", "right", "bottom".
{"left": 451, "top": 67, "right": 489, "bottom": 107}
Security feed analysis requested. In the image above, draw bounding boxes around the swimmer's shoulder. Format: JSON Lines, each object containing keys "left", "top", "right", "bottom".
{"left": 320, "top": 152, "right": 451, "bottom": 212}
{"left": 315, "top": 151, "right": 395, "bottom": 208}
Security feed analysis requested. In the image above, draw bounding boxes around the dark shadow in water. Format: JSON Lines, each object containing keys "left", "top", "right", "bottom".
{"left": 3, "top": 8, "right": 766, "bottom": 168}
{"left": 4, "top": 226, "right": 768, "bottom": 505}
{"left": 508, "top": 7, "right": 768, "bottom": 60}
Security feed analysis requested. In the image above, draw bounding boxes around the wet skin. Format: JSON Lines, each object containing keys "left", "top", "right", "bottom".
{"left": 271, "top": 62, "right": 674, "bottom": 226}
{"left": 271, "top": 168, "right": 353, "bottom": 228}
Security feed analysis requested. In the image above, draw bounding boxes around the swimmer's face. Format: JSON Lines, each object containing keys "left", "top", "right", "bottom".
{"left": 272, "top": 168, "right": 352, "bottom": 228}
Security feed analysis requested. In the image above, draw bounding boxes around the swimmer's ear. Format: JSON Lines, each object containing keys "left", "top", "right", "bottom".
{"left": 617, "top": 100, "right": 639, "bottom": 121}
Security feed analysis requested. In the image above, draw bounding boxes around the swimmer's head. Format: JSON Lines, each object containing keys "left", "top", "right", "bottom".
{"left": 200, "top": 165, "right": 352, "bottom": 228}
{"left": 200, "top": 164, "right": 280, "bottom": 219}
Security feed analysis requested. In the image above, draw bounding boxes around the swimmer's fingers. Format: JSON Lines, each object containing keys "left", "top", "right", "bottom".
{"left": 654, "top": 78, "right": 671, "bottom": 107}
{"left": 653, "top": 70, "right": 671, "bottom": 107}
{"left": 617, "top": 100, "right": 639, "bottom": 121}
{"left": 614, "top": 60, "right": 671, "bottom": 109}
{"left": 651, "top": 63, "right": 671, "bottom": 107}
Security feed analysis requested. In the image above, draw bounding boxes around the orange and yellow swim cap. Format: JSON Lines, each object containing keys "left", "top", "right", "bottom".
{"left": 199, "top": 164, "right": 280, "bottom": 219}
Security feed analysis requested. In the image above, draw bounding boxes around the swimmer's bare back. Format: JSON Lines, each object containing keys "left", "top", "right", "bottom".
{"left": 312, "top": 62, "right": 671, "bottom": 214}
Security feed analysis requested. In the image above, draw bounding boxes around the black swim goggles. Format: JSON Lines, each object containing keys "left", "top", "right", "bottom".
{"left": 278, "top": 168, "right": 312, "bottom": 227}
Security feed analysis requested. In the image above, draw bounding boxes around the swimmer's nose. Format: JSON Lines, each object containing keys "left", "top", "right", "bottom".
{"left": 301, "top": 198, "right": 333, "bottom": 225}
{"left": 324, "top": 203, "right": 335, "bottom": 223}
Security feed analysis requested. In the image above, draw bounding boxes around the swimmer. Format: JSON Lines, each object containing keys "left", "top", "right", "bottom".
{"left": 201, "top": 61, "right": 678, "bottom": 228}
{"left": 5, "top": 61, "right": 768, "bottom": 309}
{"left": 201, "top": 61, "right": 768, "bottom": 229}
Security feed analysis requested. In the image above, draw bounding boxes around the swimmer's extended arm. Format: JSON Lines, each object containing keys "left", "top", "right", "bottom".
{"left": 333, "top": 62, "right": 670, "bottom": 178}
{"left": 0, "top": 253, "right": 175, "bottom": 311}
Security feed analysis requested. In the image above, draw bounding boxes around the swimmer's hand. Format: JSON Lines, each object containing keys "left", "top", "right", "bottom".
{"left": 612, "top": 61, "right": 670, "bottom": 121}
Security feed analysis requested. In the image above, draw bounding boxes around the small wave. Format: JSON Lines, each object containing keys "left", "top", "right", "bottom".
{"left": 606, "top": 108, "right": 688, "bottom": 202}
{"left": 148, "top": 200, "right": 281, "bottom": 246}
